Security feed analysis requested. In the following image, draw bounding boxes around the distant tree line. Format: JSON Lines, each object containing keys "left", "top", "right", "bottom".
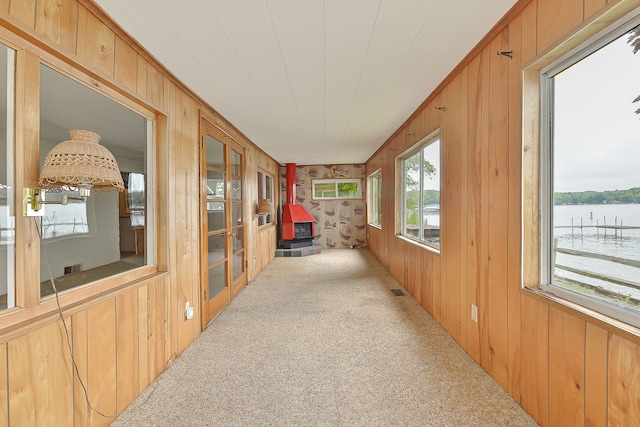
{"left": 554, "top": 187, "right": 640, "bottom": 205}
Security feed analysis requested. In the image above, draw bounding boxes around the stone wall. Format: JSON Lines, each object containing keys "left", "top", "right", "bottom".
{"left": 280, "top": 164, "right": 366, "bottom": 249}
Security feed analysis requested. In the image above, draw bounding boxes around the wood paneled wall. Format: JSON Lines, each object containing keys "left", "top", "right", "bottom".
{"left": 366, "top": 0, "right": 640, "bottom": 426}
{"left": 0, "top": 0, "right": 279, "bottom": 425}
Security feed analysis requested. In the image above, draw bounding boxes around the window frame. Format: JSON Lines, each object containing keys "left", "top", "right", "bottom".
{"left": 0, "top": 43, "right": 15, "bottom": 312}
{"left": 524, "top": 6, "right": 640, "bottom": 329}
{"left": 257, "top": 169, "right": 275, "bottom": 227}
{"left": 396, "top": 131, "right": 441, "bottom": 252}
{"left": 311, "top": 178, "right": 363, "bottom": 200}
{"left": 367, "top": 168, "right": 382, "bottom": 228}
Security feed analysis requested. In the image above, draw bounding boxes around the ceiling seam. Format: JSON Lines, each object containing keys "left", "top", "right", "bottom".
{"left": 359, "top": 0, "right": 439, "bottom": 149}
{"left": 339, "top": 0, "right": 383, "bottom": 148}
{"left": 265, "top": 0, "right": 307, "bottom": 146}
{"left": 203, "top": 0, "right": 289, "bottom": 147}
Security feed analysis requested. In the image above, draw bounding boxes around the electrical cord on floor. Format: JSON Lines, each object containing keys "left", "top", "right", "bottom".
{"left": 33, "top": 217, "right": 115, "bottom": 421}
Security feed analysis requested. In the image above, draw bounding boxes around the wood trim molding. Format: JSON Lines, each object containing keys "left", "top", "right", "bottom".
{"left": 522, "top": 287, "right": 640, "bottom": 346}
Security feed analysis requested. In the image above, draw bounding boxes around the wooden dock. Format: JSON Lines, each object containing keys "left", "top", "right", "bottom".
{"left": 555, "top": 216, "right": 640, "bottom": 238}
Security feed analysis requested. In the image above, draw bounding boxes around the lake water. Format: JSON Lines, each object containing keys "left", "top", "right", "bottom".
{"left": 554, "top": 204, "right": 640, "bottom": 301}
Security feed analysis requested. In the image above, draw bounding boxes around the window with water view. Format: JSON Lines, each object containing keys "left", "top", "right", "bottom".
{"left": 543, "top": 17, "right": 640, "bottom": 325}
{"left": 399, "top": 134, "right": 440, "bottom": 250}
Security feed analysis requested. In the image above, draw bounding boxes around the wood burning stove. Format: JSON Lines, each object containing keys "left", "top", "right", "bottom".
{"left": 281, "top": 163, "right": 315, "bottom": 249}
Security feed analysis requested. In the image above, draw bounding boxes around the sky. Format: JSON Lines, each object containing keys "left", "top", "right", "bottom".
{"left": 553, "top": 26, "right": 640, "bottom": 193}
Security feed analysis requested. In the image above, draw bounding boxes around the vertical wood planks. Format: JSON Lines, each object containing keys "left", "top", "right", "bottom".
{"left": 72, "top": 311, "right": 89, "bottom": 427}
{"left": 549, "top": 307, "right": 585, "bottom": 426}
{"left": 0, "top": 342, "right": 7, "bottom": 425}
{"left": 8, "top": 319, "right": 73, "bottom": 426}
{"left": 507, "top": 13, "right": 524, "bottom": 403}
{"left": 487, "top": 29, "right": 511, "bottom": 391}
{"left": 465, "top": 53, "right": 483, "bottom": 364}
{"left": 146, "top": 65, "right": 164, "bottom": 109}
{"left": 138, "top": 285, "right": 150, "bottom": 392}
{"left": 87, "top": 300, "right": 117, "bottom": 427}
{"left": 444, "top": 73, "right": 463, "bottom": 344}
{"left": 537, "top": 0, "right": 584, "bottom": 53}
{"left": 479, "top": 45, "right": 491, "bottom": 372}
{"left": 114, "top": 36, "right": 138, "bottom": 93}
{"left": 521, "top": 295, "right": 549, "bottom": 427}
{"left": 585, "top": 324, "right": 608, "bottom": 427}
{"left": 35, "top": 0, "right": 78, "bottom": 54}
{"left": 175, "top": 87, "right": 199, "bottom": 353}
{"left": 148, "top": 277, "right": 167, "bottom": 383}
{"left": 82, "top": 12, "right": 116, "bottom": 78}
{"left": 608, "top": 334, "right": 640, "bottom": 425}
{"left": 9, "top": 0, "right": 35, "bottom": 28}
{"left": 459, "top": 66, "right": 469, "bottom": 351}
{"left": 116, "top": 290, "right": 140, "bottom": 414}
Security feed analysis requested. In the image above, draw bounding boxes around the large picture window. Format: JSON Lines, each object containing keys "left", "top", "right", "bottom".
{"left": 540, "top": 13, "right": 640, "bottom": 325}
{"left": 367, "top": 169, "right": 382, "bottom": 227}
{"left": 399, "top": 133, "right": 440, "bottom": 250}
{"left": 39, "top": 64, "right": 154, "bottom": 298}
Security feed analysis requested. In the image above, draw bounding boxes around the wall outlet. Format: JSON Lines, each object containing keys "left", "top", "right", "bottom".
{"left": 471, "top": 304, "right": 478, "bottom": 323}
{"left": 185, "top": 302, "right": 194, "bottom": 320}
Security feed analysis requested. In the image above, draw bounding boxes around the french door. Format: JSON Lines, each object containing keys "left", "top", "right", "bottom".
{"left": 200, "top": 119, "right": 247, "bottom": 328}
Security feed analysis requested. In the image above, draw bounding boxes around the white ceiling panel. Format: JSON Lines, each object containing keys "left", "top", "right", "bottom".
{"left": 94, "top": 0, "right": 518, "bottom": 164}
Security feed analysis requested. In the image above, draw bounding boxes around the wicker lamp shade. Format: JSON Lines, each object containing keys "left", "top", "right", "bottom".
{"left": 38, "top": 130, "right": 124, "bottom": 194}
{"left": 256, "top": 199, "right": 274, "bottom": 215}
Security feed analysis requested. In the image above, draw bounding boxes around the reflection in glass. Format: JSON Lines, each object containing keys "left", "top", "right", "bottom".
{"left": 0, "top": 43, "right": 14, "bottom": 311}
{"left": 208, "top": 263, "right": 226, "bottom": 300}
{"left": 206, "top": 169, "right": 225, "bottom": 200}
{"left": 39, "top": 64, "right": 152, "bottom": 298}
{"left": 233, "top": 230, "right": 243, "bottom": 253}
{"left": 42, "top": 191, "right": 88, "bottom": 239}
{"left": 207, "top": 202, "right": 225, "bottom": 232}
{"left": 128, "top": 173, "right": 145, "bottom": 228}
{"left": 232, "top": 178, "right": 242, "bottom": 200}
{"left": 206, "top": 135, "right": 224, "bottom": 169}
{"left": 233, "top": 252, "right": 243, "bottom": 280}
{"left": 207, "top": 233, "right": 225, "bottom": 265}
{"left": 231, "top": 150, "right": 241, "bottom": 176}
{"left": 232, "top": 202, "right": 243, "bottom": 226}
{"left": 257, "top": 171, "right": 274, "bottom": 226}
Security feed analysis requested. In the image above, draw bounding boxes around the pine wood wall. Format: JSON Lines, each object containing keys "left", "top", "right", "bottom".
{"left": 0, "top": 1, "right": 279, "bottom": 426}
{"left": 366, "top": 0, "right": 640, "bottom": 426}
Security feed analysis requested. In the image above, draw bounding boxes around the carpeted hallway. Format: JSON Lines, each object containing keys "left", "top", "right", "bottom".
{"left": 111, "top": 249, "right": 538, "bottom": 426}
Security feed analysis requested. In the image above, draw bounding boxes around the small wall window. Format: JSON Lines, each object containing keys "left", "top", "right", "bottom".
{"left": 540, "top": 13, "right": 640, "bottom": 326}
{"left": 257, "top": 170, "right": 274, "bottom": 226}
{"left": 312, "top": 179, "right": 362, "bottom": 200}
{"left": 367, "top": 169, "right": 382, "bottom": 227}
{"left": 398, "top": 133, "right": 440, "bottom": 250}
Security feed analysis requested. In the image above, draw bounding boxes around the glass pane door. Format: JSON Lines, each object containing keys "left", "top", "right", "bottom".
{"left": 229, "top": 144, "right": 246, "bottom": 296}
{"left": 205, "top": 135, "right": 227, "bottom": 301}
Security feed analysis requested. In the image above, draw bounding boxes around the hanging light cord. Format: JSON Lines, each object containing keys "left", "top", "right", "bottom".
{"left": 33, "top": 217, "right": 115, "bottom": 421}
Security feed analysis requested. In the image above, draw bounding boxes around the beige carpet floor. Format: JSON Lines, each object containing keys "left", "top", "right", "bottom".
{"left": 111, "top": 249, "right": 538, "bottom": 427}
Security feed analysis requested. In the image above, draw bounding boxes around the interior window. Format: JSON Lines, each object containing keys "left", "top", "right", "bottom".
{"left": 0, "top": 43, "right": 15, "bottom": 311}
{"left": 39, "top": 64, "right": 153, "bottom": 298}
{"left": 541, "top": 16, "right": 640, "bottom": 325}
{"left": 257, "top": 170, "right": 274, "bottom": 226}
{"left": 367, "top": 169, "right": 382, "bottom": 227}
{"left": 399, "top": 134, "right": 441, "bottom": 250}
